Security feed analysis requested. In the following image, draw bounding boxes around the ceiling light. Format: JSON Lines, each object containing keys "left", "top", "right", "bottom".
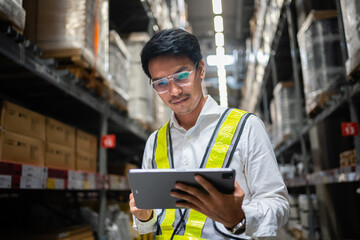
{"left": 218, "top": 75, "right": 228, "bottom": 107}
{"left": 217, "top": 67, "right": 226, "bottom": 78}
{"left": 212, "top": 0, "right": 222, "bottom": 14}
{"left": 216, "top": 46, "right": 225, "bottom": 56}
{"left": 206, "top": 55, "right": 235, "bottom": 66}
{"left": 215, "top": 32, "right": 224, "bottom": 47}
{"left": 214, "top": 16, "right": 224, "bottom": 32}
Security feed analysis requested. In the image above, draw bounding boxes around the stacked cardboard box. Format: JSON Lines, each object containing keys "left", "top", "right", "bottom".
{"left": 45, "top": 117, "right": 76, "bottom": 170}
{"left": 339, "top": 149, "right": 356, "bottom": 168}
{"left": 0, "top": 101, "right": 46, "bottom": 166}
{"left": 0, "top": 0, "right": 26, "bottom": 32}
{"left": 0, "top": 100, "right": 98, "bottom": 174}
{"left": 76, "top": 129, "right": 98, "bottom": 172}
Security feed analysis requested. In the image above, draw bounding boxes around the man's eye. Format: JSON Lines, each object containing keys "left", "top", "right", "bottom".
{"left": 176, "top": 72, "right": 190, "bottom": 80}
{"left": 155, "top": 80, "right": 168, "bottom": 87}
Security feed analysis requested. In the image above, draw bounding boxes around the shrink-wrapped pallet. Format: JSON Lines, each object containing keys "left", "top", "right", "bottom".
{"left": 153, "top": 93, "right": 172, "bottom": 130}
{"left": 24, "top": 0, "right": 109, "bottom": 81}
{"left": 126, "top": 33, "right": 154, "bottom": 128}
{"left": 0, "top": 0, "right": 26, "bottom": 32}
{"left": 108, "top": 30, "right": 130, "bottom": 111}
{"left": 273, "top": 81, "right": 298, "bottom": 144}
{"left": 340, "top": 0, "right": 360, "bottom": 76}
{"left": 297, "top": 10, "right": 345, "bottom": 115}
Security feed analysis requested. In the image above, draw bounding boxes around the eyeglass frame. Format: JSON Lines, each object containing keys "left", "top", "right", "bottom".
{"left": 149, "top": 62, "right": 198, "bottom": 94}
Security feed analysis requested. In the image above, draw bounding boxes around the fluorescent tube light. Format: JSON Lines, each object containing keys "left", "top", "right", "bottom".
{"left": 212, "top": 0, "right": 222, "bottom": 14}
{"left": 215, "top": 32, "right": 224, "bottom": 47}
{"left": 214, "top": 15, "right": 224, "bottom": 32}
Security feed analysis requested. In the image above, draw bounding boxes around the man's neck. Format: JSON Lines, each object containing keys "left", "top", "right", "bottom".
{"left": 175, "top": 96, "right": 207, "bottom": 131}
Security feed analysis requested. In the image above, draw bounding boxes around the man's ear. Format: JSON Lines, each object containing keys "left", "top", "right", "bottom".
{"left": 199, "top": 59, "right": 206, "bottom": 80}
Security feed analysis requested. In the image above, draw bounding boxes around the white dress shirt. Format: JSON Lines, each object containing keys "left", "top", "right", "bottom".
{"left": 133, "top": 95, "right": 290, "bottom": 239}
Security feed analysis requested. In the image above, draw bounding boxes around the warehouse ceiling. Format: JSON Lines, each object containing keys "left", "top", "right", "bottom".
{"left": 186, "top": 0, "right": 254, "bottom": 107}
{"left": 109, "top": 0, "right": 254, "bottom": 108}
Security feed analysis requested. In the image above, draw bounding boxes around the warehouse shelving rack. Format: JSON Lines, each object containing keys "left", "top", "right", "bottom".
{"left": 250, "top": 0, "right": 360, "bottom": 239}
{"left": 0, "top": 0, "right": 186, "bottom": 238}
{"left": 0, "top": 24, "right": 150, "bottom": 239}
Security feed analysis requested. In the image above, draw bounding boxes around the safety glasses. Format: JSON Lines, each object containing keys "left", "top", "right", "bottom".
{"left": 150, "top": 63, "right": 197, "bottom": 94}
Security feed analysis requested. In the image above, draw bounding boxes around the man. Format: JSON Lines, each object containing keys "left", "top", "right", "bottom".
{"left": 129, "top": 28, "right": 289, "bottom": 239}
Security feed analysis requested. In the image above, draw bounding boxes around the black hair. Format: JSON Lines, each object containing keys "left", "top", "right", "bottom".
{"left": 141, "top": 28, "right": 203, "bottom": 78}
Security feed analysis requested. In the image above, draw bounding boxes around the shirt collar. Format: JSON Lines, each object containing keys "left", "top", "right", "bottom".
{"left": 170, "top": 95, "right": 221, "bottom": 130}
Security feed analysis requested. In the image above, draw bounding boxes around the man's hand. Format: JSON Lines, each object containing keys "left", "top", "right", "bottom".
{"left": 170, "top": 175, "right": 245, "bottom": 228}
{"left": 129, "top": 193, "right": 153, "bottom": 222}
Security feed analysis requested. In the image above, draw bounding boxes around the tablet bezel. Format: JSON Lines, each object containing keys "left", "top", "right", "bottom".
{"left": 128, "top": 168, "right": 235, "bottom": 209}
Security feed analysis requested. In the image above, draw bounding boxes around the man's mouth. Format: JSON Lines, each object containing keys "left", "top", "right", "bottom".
{"left": 170, "top": 96, "right": 190, "bottom": 105}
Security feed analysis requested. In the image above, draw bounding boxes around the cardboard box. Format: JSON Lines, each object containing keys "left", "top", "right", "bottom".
{"left": 0, "top": 101, "right": 46, "bottom": 141}
{"left": 45, "top": 142, "right": 75, "bottom": 170}
{"left": 76, "top": 129, "right": 98, "bottom": 155}
{"left": 0, "top": 130, "right": 45, "bottom": 166}
{"left": 46, "top": 117, "right": 76, "bottom": 147}
{"left": 76, "top": 150, "right": 97, "bottom": 172}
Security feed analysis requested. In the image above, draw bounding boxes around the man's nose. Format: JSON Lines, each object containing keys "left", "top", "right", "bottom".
{"left": 168, "top": 79, "right": 182, "bottom": 96}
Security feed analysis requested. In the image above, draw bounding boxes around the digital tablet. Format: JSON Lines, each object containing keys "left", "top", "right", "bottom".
{"left": 128, "top": 168, "right": 235, "bottom": 209}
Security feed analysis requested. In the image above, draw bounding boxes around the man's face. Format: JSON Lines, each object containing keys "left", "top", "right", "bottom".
{"left": 148, "top": 55, "right": 205, "bottom": 116}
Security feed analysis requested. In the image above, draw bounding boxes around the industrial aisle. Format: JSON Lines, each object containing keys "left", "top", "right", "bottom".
{"left": 0, "top": 0, "right": 359, "bottom": 240}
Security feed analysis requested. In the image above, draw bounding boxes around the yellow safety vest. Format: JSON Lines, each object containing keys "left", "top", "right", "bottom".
{"left": 152, "top": 108, "right": 250, "bottom": 240}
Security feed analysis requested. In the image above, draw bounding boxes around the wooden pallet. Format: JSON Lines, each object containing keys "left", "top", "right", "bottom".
{"left": 66, "top": 65, "right": 109, "bottom": 97}
{"left": 42, "top": 48, "right": 110, "bottom": 98}
{"left": 0, "top": 22, "right": 23, "bottom": 36}
{"left": 289, "top": 228, "right": 307, "bottom": 240}
{"left": 306, "top": 91, "right": 336, "bottom": 118}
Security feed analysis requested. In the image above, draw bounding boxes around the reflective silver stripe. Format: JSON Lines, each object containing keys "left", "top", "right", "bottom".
{"left": 167, "top": 123, "right": 174, "bottom": 169}
{"left": 152, "top": 131, "right": 159, "bottom": 169}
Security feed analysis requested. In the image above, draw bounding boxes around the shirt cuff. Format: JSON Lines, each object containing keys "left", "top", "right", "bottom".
{"left": 242, "top": 204, "right": 278, "bottom": 237}
{"left": 133, "top": 211, "right": 158, "bottom": 234}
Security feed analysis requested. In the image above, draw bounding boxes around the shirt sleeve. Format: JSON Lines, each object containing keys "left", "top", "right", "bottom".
{"left": 132, "top": 132, "right": 158, "bottom": 234}
{"left": 240, "top": 115, "right": 290, "bottom": 237}
{"left": 132, "top": 210, "right": 158, "bottom": 234}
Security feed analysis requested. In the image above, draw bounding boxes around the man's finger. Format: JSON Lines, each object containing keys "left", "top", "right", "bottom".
{"left": 170, "top": 189, "right": 203, "bottom": 207}
{"left": 194, "top": 175, "right": 221, "bottom": 196}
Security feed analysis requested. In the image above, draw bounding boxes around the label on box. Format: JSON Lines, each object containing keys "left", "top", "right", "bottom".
{"left": 84, "top": 173, "right": 96, "bottom": 190}
{"left": 20, "top": 175, "right": 45, "bottom": 189}
{"left": 88, "top": 173, "right": 95, "bottom": 189}
{"left": 22, "top": 164, "right": 47, "bottom": 178}
{"left": 0, "top": 175, "right": 12, "bottom": 188}
{"left": 47, "top": 178, "right": 65, "bottom": 189}
{"left": 341, "top": 122, "right": 359, "bottom": 136}
{"left": 68, "top": 170, "right": 84, "bottom": 190}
